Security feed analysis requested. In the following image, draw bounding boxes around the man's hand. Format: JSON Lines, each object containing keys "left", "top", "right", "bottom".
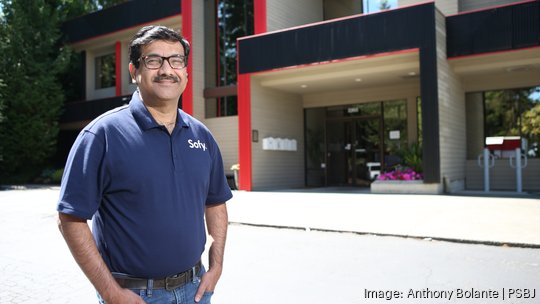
{"left": 195, "top": 203, "right": 228, "bottom": 302}
{"left": 104, "top": 288, "right": 147, "bottom": 304}
{"left": 194, "top": 266, "right": 222, "bottom": 302}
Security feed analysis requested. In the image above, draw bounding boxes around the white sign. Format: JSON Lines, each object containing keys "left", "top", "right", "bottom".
{"left": 389, "top": 130, "right": 400, "bottom": 140}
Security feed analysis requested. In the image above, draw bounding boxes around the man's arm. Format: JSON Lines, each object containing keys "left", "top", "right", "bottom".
{"left": 57, "top": 213, "right": 145, "bottom": 304}
{"left": 195, "top": 203, "right": 228, "bottom": 303}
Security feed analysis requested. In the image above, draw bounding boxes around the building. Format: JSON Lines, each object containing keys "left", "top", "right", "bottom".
{"left": 60, "top": 0, "right": 540, "bottom": 194}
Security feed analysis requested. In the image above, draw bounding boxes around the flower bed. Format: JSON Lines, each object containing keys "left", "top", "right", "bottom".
{"left": 371, "top": 167, "right": 441, "bottom": 194}
{"left": 377, "top": 167, "right": 423, "bottom": 181}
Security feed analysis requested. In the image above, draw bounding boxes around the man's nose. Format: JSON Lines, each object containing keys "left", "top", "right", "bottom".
{"left": 159, "top": 58, "right": 174, "bottom": 73}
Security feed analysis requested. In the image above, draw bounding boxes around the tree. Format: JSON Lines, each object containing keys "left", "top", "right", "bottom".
{"left": 484, "top": 87, "right": 540, "bottom": 157}
{"left": 0, "top": 0, "right": 71, "bottom": 182}
{"left": 0, "top": 0, "right": 127, "bottom": 183}
{"left": 379, "top": 0, "right": 391, "bottom": 11}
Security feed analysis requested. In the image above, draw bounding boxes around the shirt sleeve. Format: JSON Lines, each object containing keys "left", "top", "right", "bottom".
{"left": 57, "top": 130, "right": 108, "bottom": 220}
{"left": 206, "top": 137, "right": 233, "bottom": 205}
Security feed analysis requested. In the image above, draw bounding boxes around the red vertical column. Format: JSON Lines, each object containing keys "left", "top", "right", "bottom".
{"left": 254, "top": 0, "right": 267, "bottom": 34}
{"left": 237, "top": 73, "right": 252, "bottom": 191}
{"left": 237, "top": 0, "right": 265, "bottom": 190}
{"left": 181, "top": 0, "right": 193, "bottom": 115}
{"left": 115, "top": 41, "right": 122, "bottom": 96}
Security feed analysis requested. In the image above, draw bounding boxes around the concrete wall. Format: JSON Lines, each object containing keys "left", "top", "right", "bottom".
{"left": 267, "top": 0, "right": 323, "bottom": 32}
{"left": 251, "top": 80, "right": 305, "bottom": 190}
{"left": 436, "top": 10, "right": 467, "bottom": 193}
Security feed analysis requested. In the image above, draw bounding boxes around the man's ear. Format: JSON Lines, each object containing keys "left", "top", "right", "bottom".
{"left": 129, "top": 63, "right": 137, "bottom": 84}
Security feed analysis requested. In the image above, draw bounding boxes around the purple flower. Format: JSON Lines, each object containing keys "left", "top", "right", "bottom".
{"left": 377, "top": 167, "right": 423, "bottom": 181}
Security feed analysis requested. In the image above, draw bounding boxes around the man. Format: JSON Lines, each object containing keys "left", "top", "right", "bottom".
{"left": 57, "top": 25, "right": 232, "bottom": 304}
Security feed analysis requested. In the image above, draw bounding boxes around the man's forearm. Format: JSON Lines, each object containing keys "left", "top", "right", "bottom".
{"left": 205, "top": 203, "right": 228, "bottom": 272}
{"left": 57, "top": 213, "right": 122, "bottom": 301}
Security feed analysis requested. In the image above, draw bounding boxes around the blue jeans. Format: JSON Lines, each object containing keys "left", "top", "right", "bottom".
{"left": 98, "top": 266, "right": 213, "bottom": 304}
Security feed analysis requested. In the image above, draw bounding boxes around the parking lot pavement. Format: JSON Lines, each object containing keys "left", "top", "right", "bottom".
{"left": 227, "top": 189, "right": 540, "bottom": 247}
{"left": 0, "top": 187, "right": 96, "bottom": 304}
{"left": 1, "top": 187, "right": 539, "bottom": 304}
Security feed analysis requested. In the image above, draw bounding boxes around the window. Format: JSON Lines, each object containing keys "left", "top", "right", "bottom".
{"left": 383, "top": 99, "right": 407, "bottom": 169}
{"left": 94, "top": 53, "right": 116, "bottom": 89}
{"left": 363, "top": 0, "right": 396, "bottom": 13}
{"left": 205, "top": 96, "right": 238, "bottom": 117}
{"left": 216, "top": 0, "right": 253, "bottom": 87}
{"left": 484, "top": 87, "right": 540, "bottom": 158}
{"left": 205, "top": 0, "right": 253, "bottom": 118}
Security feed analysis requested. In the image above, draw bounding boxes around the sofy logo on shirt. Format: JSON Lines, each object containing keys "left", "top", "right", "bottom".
{"left": 188, "top": 139, "right": 207, "bottom": 151}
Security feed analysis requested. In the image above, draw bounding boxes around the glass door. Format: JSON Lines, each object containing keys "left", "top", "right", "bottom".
{"left": 353, "top": 118, "right": 382, "bottom": 186}
{"left": 326, "top": 118, "right": 382, "bottom": 186}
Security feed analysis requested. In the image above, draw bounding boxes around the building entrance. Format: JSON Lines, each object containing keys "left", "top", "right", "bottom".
{"left": 326, "top": 117, "right": 382, "bottom": 186}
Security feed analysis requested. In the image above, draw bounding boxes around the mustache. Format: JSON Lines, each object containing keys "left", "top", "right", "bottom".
{"left": 153, "top": 75, "right": 180, "bottom": 82}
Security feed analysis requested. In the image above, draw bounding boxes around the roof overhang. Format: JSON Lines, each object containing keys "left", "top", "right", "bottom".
{"left": 253, "top": 49, "right": 420, "bottom": 95}
{"left": 449, "top": 47, "right": 540, "bottom": 92}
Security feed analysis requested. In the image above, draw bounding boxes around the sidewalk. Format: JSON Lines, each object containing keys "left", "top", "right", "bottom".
{"left": 227, "top": 188, "right": 540, "bottom": 247}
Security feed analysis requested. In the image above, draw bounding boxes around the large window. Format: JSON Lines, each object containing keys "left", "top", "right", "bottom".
{"left": 484, "top": 87, "right": 540, "bottom": 158}
{"left": 305, "top": 100, "right": 410, "bottom": 187}
{"left": 94, "top": 53, "right": 116, "bottom": 89}
{"left": 205, "top": 0, "right": 253, "bottom": 118}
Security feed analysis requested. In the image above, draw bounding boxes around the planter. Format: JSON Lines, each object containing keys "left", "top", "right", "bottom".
{"left": 370, "top": 180, "right": 442, "bottom": 194}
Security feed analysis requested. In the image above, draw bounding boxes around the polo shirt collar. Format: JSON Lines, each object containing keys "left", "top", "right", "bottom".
{"left": 129, "top": 91, "right": 190, "bottom": 131}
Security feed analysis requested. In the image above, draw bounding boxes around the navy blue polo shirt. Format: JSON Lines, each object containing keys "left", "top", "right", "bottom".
{"left": 57, "top": 92, "right": 233, "bottom": 278}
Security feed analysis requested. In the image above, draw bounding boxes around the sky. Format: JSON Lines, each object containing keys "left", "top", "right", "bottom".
{"left": 364, "top": 0, "right": 398, "bottom": 14}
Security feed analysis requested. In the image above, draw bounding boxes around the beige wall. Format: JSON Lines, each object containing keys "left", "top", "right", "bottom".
{"left": 398, "top": 0, "right": 458, "bottom": 15}
{"left": 323, "top": 0, "right": 362, "bottom": 19}
{"left": 465, "top": 93, "right": 484, "bottom": 159}
{"left": 459, "top": 0, "right": 524, "bottom": 12}
{"left": 205, "top": 116, "right": 239, "bottom": 176}
{"left": 466, "top": 159, "right": 540, "bottom": 191}
{"left": 251, "top": 80, "right": 305, "bottom": 190}
{"left": 436, "top": 10, "right": 466, "bottom": 192}
{"left": 267, "top": 0, "right": 324, "bottom": 32}
{"left": 191, "top": 0, "right": 205, "bottom": 120}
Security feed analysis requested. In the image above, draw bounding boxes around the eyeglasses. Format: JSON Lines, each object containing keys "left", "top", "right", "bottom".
{"left": 139, "top": 55, "right": 187, "bottom": 69}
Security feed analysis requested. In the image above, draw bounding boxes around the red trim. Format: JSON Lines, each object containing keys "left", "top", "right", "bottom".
{"left": 448, "top": 45, "right": 540, "bottom": 61}
{"left": 115, "top": 41, "right": 122, "bottom": 96}
{"left": 215, "top": 0, "right": 222, "bottom": 116}
{"left": 69, "top": 15, "right": 181, "bottom": 46}
{"left": 237, "top": 73, "right": 252, "bottom": 191}
{"left": 247, "top": 48, "right": 420, "bottom": 75}
{"left": 240, "top": 1, "right": 434, "bottom": 41}
{"left": 447, "top": 0, "right": 537, "bottom": 17}
{"left": 254, "top": 0, "right": 267, "bottom": 34}
{"left": 181, "top": 0, "right": 193, "bottom": 115}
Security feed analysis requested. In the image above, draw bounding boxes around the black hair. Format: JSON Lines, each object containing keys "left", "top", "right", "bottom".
{"left": 129, "top": 25, "right": 190, "bottom": 69}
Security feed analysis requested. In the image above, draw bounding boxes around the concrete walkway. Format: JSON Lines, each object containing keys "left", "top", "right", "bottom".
{"left": 227, "top": 188, "right": 540, "bottom": 247}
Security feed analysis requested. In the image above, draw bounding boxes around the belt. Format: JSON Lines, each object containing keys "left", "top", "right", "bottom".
{"left": 114, "top": 261, "right": 202, "bottom": 291}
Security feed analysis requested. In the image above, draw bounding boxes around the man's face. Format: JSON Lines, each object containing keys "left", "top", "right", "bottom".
{"left": 129, "top": 40, "right": 188, "bottom": 105}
